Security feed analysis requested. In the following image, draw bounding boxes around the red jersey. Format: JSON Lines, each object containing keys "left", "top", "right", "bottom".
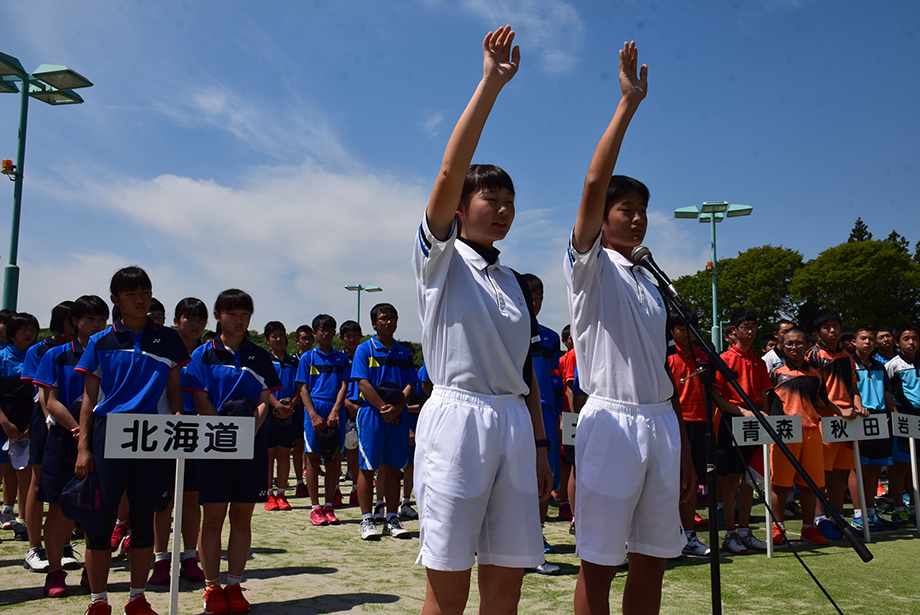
{"left": 714, "top": 345, "right": 773, "bottom": 409}
{"left": 560, "top": 349, "right": 576, "bottom": 413}
{"left": 805, "top": 342, "right": 857, "bottom": 416}
{"left": 668, "top": 344, "right": 709, "bottom": 422}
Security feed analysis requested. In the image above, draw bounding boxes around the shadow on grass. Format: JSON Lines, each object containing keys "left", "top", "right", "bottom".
{"left": 258, "top": 591, "right": 401, "bottom": 613}
{"left": 246, "top": 565, "right": 337, "bottom": 579}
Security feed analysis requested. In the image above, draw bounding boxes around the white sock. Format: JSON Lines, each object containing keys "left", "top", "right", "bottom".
{"left": 91, "top": 592, "right": 108, "bottom": 603}
{"left": 814, "top": 514, "right": 827, "bottom": 524}
{"left": 206, "top": 578, "right": 219, "bottom": 587}
{"left": 685, "top": 529, "right": 695, "bottom": 539}
{"left": 1, "top": 505, "right": 11, "bottom": 514}
{"left": 154, "top": 551, "right": 169, "bottom": 562}
{"left": 129, "top": 587, "right": 145, "bottom": 601}
{"left": 227, "top": 574, "right": 242, "bottom": 586}
{"left": 277, "top": 488, "right": 286, "bottom": 496}
{"left": 853, "top": 509, "right": 863, "bottom": 519}
{"left": 737, "top": 527, "right": 751, "bottom": 537}
{"left": 183, "top": 549, "right": 197, "bottom": 561}
{"left": 115, "top": 519, "right": 128, "bottom": 526}
{"left": 296, "top": 479, "right": 304, "bottom": 486}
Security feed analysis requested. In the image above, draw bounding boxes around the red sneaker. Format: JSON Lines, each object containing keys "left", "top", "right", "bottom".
{"left": 203, "top": 584, "right": 229, "bottom": 615}
{"left": 110, "top": 523, "right": 128, "bottom": 552}
{"left": 86, "top": 599, "right": 112, "bottom": 615}
{"left": 275, "top": 494, "right": 292, "bottom": 511}
{"left": 294, "top": 484, "right": 308, "bottom": 498}
{"left": 323, "top": 505, "right": 340, "bottom": 525}
{"left": 558, "top": 501, "right": 573, "bottom": 521}
{"left": 149, "top": 559, "right": 170, "bottom": 585}
{"left": 772, "top": 524, "right": 785, "bottom": 546}
{"left": 121, "top": 534, "right": 131, "bottom": 557}
{"left": 310, "top": 507, "right": 328, "bottom": 526}
{"left": 124, "top": 593, "right": 157, "bottom": 615}
{"left": 180, "top": 556, "right": 205, "bottom": 582}
{"left": 331, "top": 489, "right": 343, "bottom": 508}
{"left": 264, "top": 494, "right": 279, "bottom": 512}
{"left": 349, "top": 491, "right": 359, "bottom": 506}
{"left": 801, "top": 525, "right": 829, "bottom": 545}
{"left": 224, "top": 583, "right": 250, "bottom": 614}
{"left": 43, "top": 569, "right": 68, "bottom": 598}
{"left": 694, "top": 513, "right": 708, "bottom": 527}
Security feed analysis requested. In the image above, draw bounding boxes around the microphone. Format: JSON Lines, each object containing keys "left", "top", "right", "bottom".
{"left": 630, "top": 245, "right": 682, "bottom": 301}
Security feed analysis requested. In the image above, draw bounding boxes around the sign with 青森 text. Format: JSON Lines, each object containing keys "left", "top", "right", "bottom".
{"left": 731, "top": 415, "right": 803, "bottom": 446}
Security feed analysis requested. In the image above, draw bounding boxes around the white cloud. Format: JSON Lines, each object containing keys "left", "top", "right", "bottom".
{"left": 422, "top": 110, "right": 448, "bottom": 137}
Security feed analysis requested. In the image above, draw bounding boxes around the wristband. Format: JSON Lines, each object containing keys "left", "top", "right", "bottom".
{"left": 535, "top": 438, "right": 552, "bottom": 450}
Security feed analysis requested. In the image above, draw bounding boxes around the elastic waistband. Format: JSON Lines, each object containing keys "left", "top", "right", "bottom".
{"left": 584, "top": 396, "right": 673, "bottom": 417}
{"left": 431, "top": 385, "right": 524, "bottom": 411}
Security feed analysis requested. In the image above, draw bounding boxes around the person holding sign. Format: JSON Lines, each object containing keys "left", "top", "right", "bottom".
{"left": 74, "top": 267, "right": 190, "bottom": 615}
{"left": 769, "top": 327, "right": 851, "bottom": 545}
{"left": 183, "top": 289, "right": 282, "bottom": 615}
{"left": 885, "top": 323, "right": 920, "bottom": 527}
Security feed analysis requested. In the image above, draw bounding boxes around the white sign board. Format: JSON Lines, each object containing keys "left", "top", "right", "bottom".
{"left": 561, "top": 412, "right": 579, "bottom": 446}
{"left": 821, "top": 414, "right": 891, "bottom": 443}
{"left": 731, "top": 415, "right": 803, "bottom": 446}
{"left": 892, "top": 413, "right": 920, "bottom": 440}
{"left": 104, "top": 414, "right": 255, "bottom": 459}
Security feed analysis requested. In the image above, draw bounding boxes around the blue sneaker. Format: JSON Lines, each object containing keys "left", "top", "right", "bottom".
{"left": 816, "top": 519, "right": 843, "bottom": 540}
{"left": 851, "top": 515, "right": 864, "bottom": 531}
{"left": 717, "top": 508, "right": 725, "bottom": 523}
{"left": 543, "top": 536, "right": 556, "bottom": 554}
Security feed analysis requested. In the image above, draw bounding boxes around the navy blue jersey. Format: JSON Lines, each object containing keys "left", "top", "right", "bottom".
{"left": 351, "top": 337, "right": 417, "bottom": 407}
{"left": 183, "top": 337, "right": 282, "bottom": 414}
{"left": 534, "top": 323, "right": 561, "bottom": 408}
{"left": 271, "top": 353, "right": 300, "bottom": 401}
{"left": 34, "top": 340, "right": 87, "bottom": 419}
{"left": 0, "top": 345, "right": 33, "bottom": 429}
{"left": 22, "top": 338, "right": 61, "bottom": 383}
{"left": 295, "top": 347, "right": 349, "bottom": 403}
{"left": 76, "top": 318, "right": 190, "bottom": 416}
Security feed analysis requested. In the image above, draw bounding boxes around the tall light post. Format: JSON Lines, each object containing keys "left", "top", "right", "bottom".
{"left": 344, "top": 284, "right": 382, "bottom": 327}
{"left": 674, "top": 201, "right": 753, "bottom": 351}
{"left": 0, "top": 52, "right": 92, "bottom": 310}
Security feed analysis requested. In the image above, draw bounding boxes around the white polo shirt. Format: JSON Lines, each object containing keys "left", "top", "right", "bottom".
{"left": 563, "top": 231, "right": 673, "bottom": 405}
{"left": 412, "top": 215, "right": 537, "bottom": 397}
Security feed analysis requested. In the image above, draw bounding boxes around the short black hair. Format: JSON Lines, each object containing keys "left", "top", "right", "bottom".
{"left": 853, "top": 326, "right": 874, "bottom": 337}
{"left": 214, "top": 289, "right": 253, "bottom": 315}
{"left": 174, "top": 297, "right": 207, "bottom": 321}
{"left": 49, "top": 301, "right": 74, "bottom": 336}
{"left": 339, "top": 320, "right": 361, "bottom": 337}
{"left": 784, "top": 326, "right": 808, "bottom": 341}
{"left": 893, "top": 323, "right": 919, "bottom": 346}
{"left": 295, "top": 325, "right": 313, "bottom": 337}
{"left": 667, "top": 309, "right": 699, "bottom": 332}
{"left": 813, "top": 308, "right": 841, "bottom": 332}
{"left": 7, "top": 312, "right": 39, "bottom": 340}
{"left": 561, "top": 324, "right": 571, "bottom": 341}
{"left": 202, "top": 331, "right": 217, "bottom": 343}
{"left": 264, "top": 321, "right": 286, "bottom": 338}
{"left": 875, "top": 325, "right": 892, "bottom": 336}
{"left": 841, "top": 328, "right": 855, "bottom": 344}
{"left": 521, "top": 273, "right": 543, "bottom": 295}
{"left": 760, "top": 334, "right": 776, "bottom": 351}
{"left": 604, "top": 175, "right": 650, "bottom": 218}
{"left": 371, "top": 303, "right": 397, "bottom": 323}
{"left": 148, "top": 297, "right": 165, "bottom": 315}
{"left": 312, "top": 314, "right": 336, "bottom": 332}
{"left": 0, "top": 309, "right": 14, "bottom": 326}
{"left": 730, "top": 307, "right": 758, "bottom": 328}
{"left": 111, "top": 305, "right": 121, "bottom": 322}
{"left": 460, "top": 164, "right": 515, "bottom": 205}
{"left": 773, "top": 319, "right": 794, "bottom": 334}
{"left": 110, "top": 266, "right": 152, "bottom": 295}
{"left": 70, "top": 295, "right": 109, "bottom": 324}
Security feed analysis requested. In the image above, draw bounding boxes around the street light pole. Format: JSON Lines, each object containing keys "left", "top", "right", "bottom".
{"left": 344, "top": 284, "right": 382, "bottom": 327}
{"left": 3, "top": 76, "right": 30, "bottom": 309}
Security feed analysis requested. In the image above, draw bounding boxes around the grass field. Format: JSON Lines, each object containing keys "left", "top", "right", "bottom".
{"left": 1, "top": 479, "right": 918, "bottom": 614}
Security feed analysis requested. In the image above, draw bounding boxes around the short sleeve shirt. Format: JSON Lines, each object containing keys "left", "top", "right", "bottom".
{"left": 805, "top": 343, "right": 857, "bottom": 411}
{"left": 886, "top": 354, "right": 920, "bottom": 413}
{"left": 534, "top": 323, "right": 561, "bottom": 409}
{"left": 295, "top": 347, "right": 349, "bottom": 403}
{"left": 854, "top": 354, "right": 890, "bottom": 412}
{"left": 350, "top": 336, "right": 418, "bottom": 407}
{"left": 271, "top": 353, "right": 300, "bottom": 401}
{"left": 0, "top": 345, "right": 33, "bottom": 428}
{"left": 22, "top": 338, "right": 60, "bottom": 383}
{"left": 668, "top": 345, "right": 709, "bottom": 422}
{"left": 34, "top": 340, "right": 87, "bottom": 421}
{"left": 770, "top": 362, "right": 830, "bottom": 428}
{"left": 182, "top": 337, "right": 282, "bottom": 413}
{"left": 714, "top": 345, "right": 773, "bottom": 409}
{"left": 76, "top": 319, "right": 190, "bottom": 416}
{"left": 563, "top": 231, "right": 672, "bottom": 404}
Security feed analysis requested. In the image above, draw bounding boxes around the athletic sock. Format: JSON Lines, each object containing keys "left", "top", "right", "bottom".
{"left": 853, "top": 509, "right": 863, "bottom": 519}
{"left": 91, "top": 592, "right": 108, "bottom": 604}
{"left": 737, "top": 527, "right": 751, "bottom": 537}
{"left": 206, "top": 578, "right": 220, "bottom": 587}
{"left": 386, "top": 512, "right": 398, "bottom": 522}
{"left": 277, "top": 488, "right": 286, "bottom": 496}
{"left": 814, "top": 514, "right": 827, "bottom": 524}
{"left": 362, "top": 513, "right": 373, "bottom": 521}
{"left": 115, "top": 519, "right": 128, "bottom": 527}
{"left": 227, "top": 574, "right": 242, "bottom": 586}
{"left": 685, "top": 529, "right": 695, "bottom": 539}
{"left": 296, "top": 479, "right": 304, "bottom": 486}
{"left": 183, "top": 549, "right": 197, "bottom": 561}
{"left": 154, "top": 551, "right": 169, "bottom": 562}
{"left": 129, "top": 588, "right": 145, "bottom": 601}
{"left": 401, "top": 497, "right": 410, "bottom": 505}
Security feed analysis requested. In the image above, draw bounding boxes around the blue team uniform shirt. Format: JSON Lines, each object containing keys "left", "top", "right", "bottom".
{"left": 75, "top": 319, "right": 190, "bottom": 416}
{"left": 0, "top": 345, "right": 35, "bottom": 430}
{"left": 533, "top": 323, "right": 561, "bottom": 409}
{"left": 350, "top": 337, "right": 418, "bottom": 406}
{"left": 22, "top": 338, "right": 61, "bottom": 383}
{"left": 886, "top": 353, "right": 920, "bottom": 413}
{"left": 182, "top": 337, "right": 282, "bottom": 413}
{"left": 295, "top": 347, "right": 350, "bottom": 403}
{"left": 854, "top": 355, "right": 890, "bottom": 412}
{"left": 344, "top": 352, "right": 360, "bottom": 402}
{"left": 271, "top": 353, "right": 300, "bottom": 401}
{"left": 34, "top": 340, "right": 87, "bottom": 419}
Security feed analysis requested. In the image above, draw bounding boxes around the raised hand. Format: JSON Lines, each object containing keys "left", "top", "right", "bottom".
{"left": 619, "top": 41, "right": 648, "bottom": 104}
{"left": 483, "top": 25, "right": 520, "bottom": 86}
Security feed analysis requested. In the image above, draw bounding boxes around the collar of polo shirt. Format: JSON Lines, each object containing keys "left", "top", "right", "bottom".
{"left": 458, "top": 236, "right": 500, "bottom": 268}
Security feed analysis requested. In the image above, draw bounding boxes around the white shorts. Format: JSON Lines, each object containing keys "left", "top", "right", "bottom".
{"left": 575, "top": 396, "right": 686, "bottom": 565}
{"left": 414, "top": 386, "right": 543, "bottom": 571}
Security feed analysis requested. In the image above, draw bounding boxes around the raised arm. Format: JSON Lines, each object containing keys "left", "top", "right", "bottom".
{"left": 426, "top": 26, "right": 520, "bottom": 240}
{"left": 572, "top": 41, "right": 647, "bottom": 253}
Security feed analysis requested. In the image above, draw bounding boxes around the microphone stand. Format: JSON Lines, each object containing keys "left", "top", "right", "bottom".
{"left": 635, "top": 254, "right": 873, "bottom": 615}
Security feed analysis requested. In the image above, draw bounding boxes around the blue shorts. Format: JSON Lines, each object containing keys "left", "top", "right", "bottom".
{"left": 91, "top": 414, "right": 173, "bottom": 510}
{"left": 29, "top": 404, "right": 48, "bottom": 466}
{"left": 37, "top": 423, "right": 77, "bottom": 505}
{"left": 403, "top": 411, "right": 419, "bottom": 469}
{"left": 542, "top": 405, "right": 561, "bottom": 491}
{"left": 357, "top": 405, "right": 409, "bottom": 471}
{"left": 304, "top": 399, "right": 346, "bottom": 454}
{"left": 196, "top": 424, "right": 268, "bottom": 504}
{"left": 893, "top": 406, "right": 920, "bottom": 464}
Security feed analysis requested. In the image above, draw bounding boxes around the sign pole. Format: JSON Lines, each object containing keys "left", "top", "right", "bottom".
{"left": 169, "top": 459, "right": 186, "bottom": 615}
{"left": 763, "top": 444, "right": 773, "bottom": 558}
{"left": 852, "top": 442, "right": 870, "bottom": 543}
{"left": 910, "top": 439, "right": 920, "bottom": 534}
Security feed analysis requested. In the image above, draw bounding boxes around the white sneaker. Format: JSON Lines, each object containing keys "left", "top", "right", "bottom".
{"left": 0, "top": 511, "right": 14, "bottom": 530}
{"left": 398, "top": 502, "right": 418, "bottom": 520}
{"left": 534, "top": 561, "right": 560, "bottom": 575}
{"left": 682, "top": 534, "right": 711, "bottom": 557}
{"left": 722, "top": 532, "right": 749, "bottom": 555}
{"left": 739, "top": 532, "right": 768, "bottom": 552}
{"left": 372, "top": 502, "right": 386, "bottom": 523}
{"left": 360, "top": 518, "right": 380, "bottom": 541}
{"left": 62, "top": 544, "right": 81, "bottom": 570}
{"left": 383, "top": 517, "right": 410, "bottom": 539}
{"left": 24, "top": 546, "right": 49, "bottom": 573}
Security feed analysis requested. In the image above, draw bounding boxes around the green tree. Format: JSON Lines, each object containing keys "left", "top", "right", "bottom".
{"left": 790, "top": 239, "right": 920, "bottom": 327}
{"left": 886, "top": 230, "right": 910, "bottom": 254}
{"left": 848, "top": 217, "right": 872, "bottom": 242}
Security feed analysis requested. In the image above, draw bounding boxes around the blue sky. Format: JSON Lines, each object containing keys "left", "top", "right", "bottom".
{"left": 2, "top": 0, "right": 918, "bottom": 342}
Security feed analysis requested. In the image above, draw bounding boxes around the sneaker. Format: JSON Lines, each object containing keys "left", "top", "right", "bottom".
{"left": 110, "top": 523, "right": 128, "bottom": 552}
{"left": 264, "top": 494, "right": 279, "bottom": 511}
{"left": 739, "top": 532, "right": 768, "bottom": 552}
{"left": 203, "top": 584, "right": 229, "bottom": 615}
{"left": 717, "top": 508, "right": 726, "bottom": 524}
{"left": 543, "top": 535, "right": 556, "bottom": 554}
{"left": 24, "top": 545, "right": 49, "bottom": 572}
{"left": 694, "top": 513, "right": 708, "bottom": 527}
{"left": 682, "top": 534, "right": 711, "bottom": 557}
{"left": 569, "top": 520, "right": 576, "bottom": 536}
{"left": 149, "top": 559, "right": 170, "bottom": 585}
{"left": 851, "top": 515, "right": 865, "bottom": 531}
{"left": 0, "top": 510, "right": 14, "bottom": 530}
{"left": 62, "top": 543, "right": 81, "bottom": 570}
{"left": 869, "top": 512, "right": 897, "bottom": 531}
{"left": 123, "top": 594, "right": 157, "bottom": 615}
{"left": 223, "top": 583, "right": 250, "bottom": 614}
{"left": 180, "top": 556, "right": 205, "bottom": 582}
{"left": 398, "top": 502, "right": 419, "bottom": 520}
{"left": 323, "top": 505, "right": 340, "bottom": 525}
{"left": 372, "top": 502, "right": 386, "bottom": 523}
{"left": 772, "top": 524, "right": 785, "bottom": 546}
{"left": 801, "top": 525, "right": 829, "bottom": 545}
{"left": 331, "top": 489, "right": 343, "bottom": 508}
{"left": 86, "top": 600, "right": 112, "bottom": 615}
{"left": 904, "top": 492, "right": 912, "bottom": 507}
{"left": 785, "top": 500, "right": 803, "bottom": 518}
{"left": 43, "top": 569, "right": 68, "bottom": 598}
{"left": 349, "top": 490, "right": 359, "bottom": 506}
{"left": 617, "top": 556, "right": 629, "bottom": 572}
{"left": 891, "top": 509, "right": 916, "bottom": 528}
{"left": 121, "top": 534, "right": 131, "bottom": 557}
{"left": 310, "top": 507, "right": 328, "bottom": 526}
{"left": 72, "top": 520, "right": 85, "bottom": 540}
{"left": 275, "top": 494, "right": 292, "bottom": 511}
{"left": 383, "top": 516, "right": 410, "bottom": 539}
{"left": 294, "top": 484, "right": 308, "bottom": 498}
{"left": 558, "top": 502, "right": 573, "bottom": 521}
{"left": 12, "top": 519, "right": 28, "bottom": 541}
{"left": 816, "top": 519, "right": 843, "bottom": 540}
{"left": 533, "top": 561, "right": 561, "bottom": 575}
{"left": 721, "top": 532, "right": 748, "bottom": 555}
{"left": 343, "top": 469, "right": 353, "bottom": 482}
{"left": 360, "top": 517, "right": 380, "bottom": 541}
